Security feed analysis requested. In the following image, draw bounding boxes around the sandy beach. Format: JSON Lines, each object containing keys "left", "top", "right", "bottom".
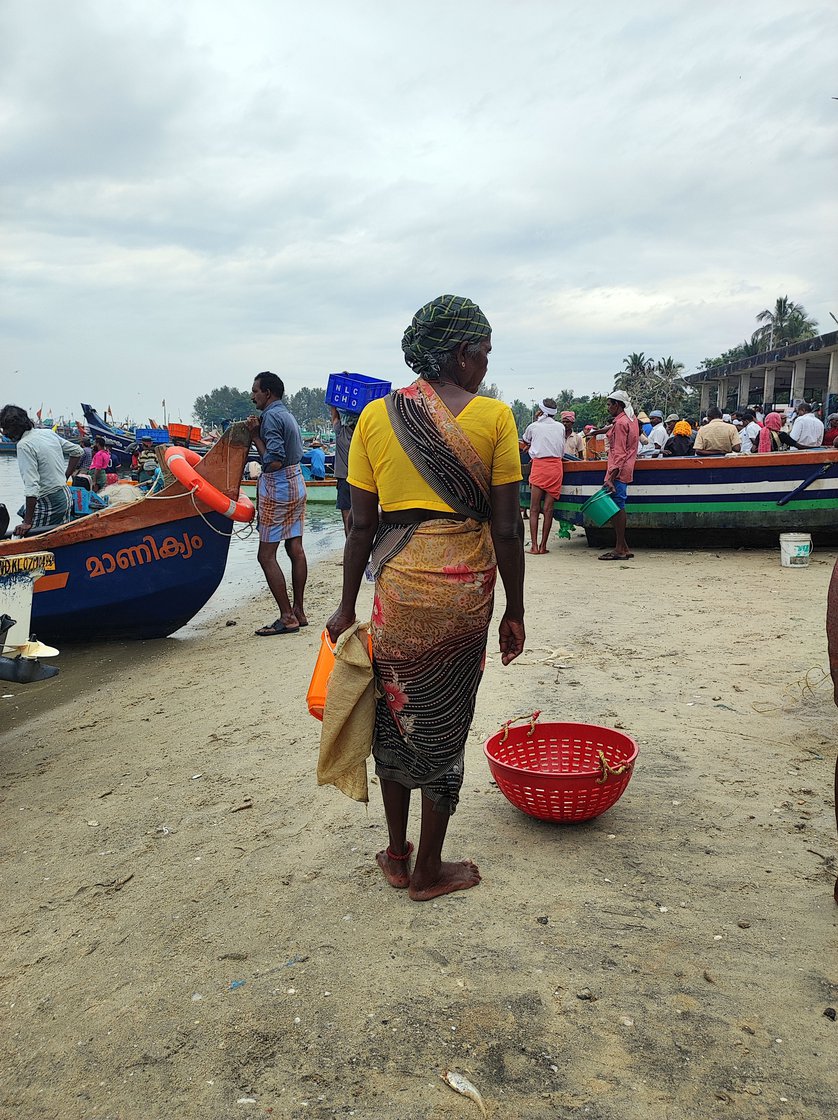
{"left": 2, "top": 534, "right": 837, "bottom": 1120}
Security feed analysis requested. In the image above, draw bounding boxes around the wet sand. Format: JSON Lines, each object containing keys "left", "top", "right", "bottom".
{"left": 1, "top": 534, "right": 837, "bottom": 1119}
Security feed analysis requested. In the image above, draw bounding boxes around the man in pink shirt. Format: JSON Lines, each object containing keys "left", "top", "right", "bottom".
{"left": 600, "top": 390, "right": 639, "bottom": 560}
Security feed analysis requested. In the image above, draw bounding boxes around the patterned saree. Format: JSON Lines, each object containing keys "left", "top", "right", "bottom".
{"left": 369, "top": 380, "right": 497, "bottom": 815}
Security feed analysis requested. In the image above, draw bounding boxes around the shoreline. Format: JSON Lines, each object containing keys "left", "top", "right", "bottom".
{"left": 2, "top": 537, "right": 837, "bottom": 1119}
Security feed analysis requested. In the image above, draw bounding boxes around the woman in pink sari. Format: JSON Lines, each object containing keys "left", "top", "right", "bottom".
{"left": 758, "top": 412, "right": 784, "bottom": 452}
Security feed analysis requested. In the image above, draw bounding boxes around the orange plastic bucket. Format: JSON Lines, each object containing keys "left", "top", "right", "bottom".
{"left": 307, "top": 628, "right": 373, "bottom": 721}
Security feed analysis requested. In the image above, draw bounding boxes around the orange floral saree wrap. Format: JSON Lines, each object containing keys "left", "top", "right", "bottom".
{"left": 369, "top": 381, "right": 497, "bottom": 815}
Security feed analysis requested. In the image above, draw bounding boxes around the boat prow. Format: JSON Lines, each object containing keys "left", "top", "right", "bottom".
{"left": 0, "top": 423, "right": 252, "bottom": 642}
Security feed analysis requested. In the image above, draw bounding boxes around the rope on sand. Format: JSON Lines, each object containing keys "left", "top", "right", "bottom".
{"left": 751, "top": 666, "right": 831, "bottom": 713}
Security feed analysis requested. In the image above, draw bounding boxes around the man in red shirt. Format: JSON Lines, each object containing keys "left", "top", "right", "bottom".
{"left": 600, "top": 390, "right": 639, "bottom": 560}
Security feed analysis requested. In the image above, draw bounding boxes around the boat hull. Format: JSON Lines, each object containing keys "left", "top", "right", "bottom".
{"left": 27, "top": 513, "right": 232, "bottom": 640}
{"left": 240, "top": 478, "right": 338, "bottom": 505}
{"left": 0, "top": 424, "right": 251, "bottom": 641}
{"left": 558, "top": 450, "right": 838, "bottom": 547}
{"left": 81, "top": 404, "right": 136, "bottom": 467}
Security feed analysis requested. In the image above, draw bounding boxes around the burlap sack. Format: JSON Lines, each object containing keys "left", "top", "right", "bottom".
{"left": 316, "top": 622, "right": 374, "bottom": 802}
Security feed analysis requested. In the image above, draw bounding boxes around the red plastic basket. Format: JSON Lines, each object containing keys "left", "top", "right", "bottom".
{"left": 483, "top": 712, "right": 638, "bottom": 823}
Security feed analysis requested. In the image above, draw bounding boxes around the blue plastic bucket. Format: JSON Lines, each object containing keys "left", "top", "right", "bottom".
{"left": 581, "top": 487, "right": 619, "bottom": 526}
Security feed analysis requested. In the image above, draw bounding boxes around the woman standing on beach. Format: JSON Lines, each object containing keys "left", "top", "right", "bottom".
{"left": 327, "top": 295, "right": 525, "bottom": 902}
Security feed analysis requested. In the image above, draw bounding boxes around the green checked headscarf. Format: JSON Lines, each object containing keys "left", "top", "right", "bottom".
{"left": 401, "top": 294, "right": 491, "bottom": 380}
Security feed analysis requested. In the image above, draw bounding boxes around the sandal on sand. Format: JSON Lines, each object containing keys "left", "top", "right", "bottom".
{"left": 598, "top": 551, "right": 634, "bottom": 561}
{"left": 255, "top": 619, "right": 300, "bottom": 636}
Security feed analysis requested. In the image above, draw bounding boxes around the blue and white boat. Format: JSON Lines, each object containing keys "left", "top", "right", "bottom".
{"left": 557, "top": 449, "right": 838, "bottom": 547}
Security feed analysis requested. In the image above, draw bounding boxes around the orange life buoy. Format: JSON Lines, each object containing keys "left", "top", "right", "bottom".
{"left": 164, "top": 446, "right": 255, "bottom": 523}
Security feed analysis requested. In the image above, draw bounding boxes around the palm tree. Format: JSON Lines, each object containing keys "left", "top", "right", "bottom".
{"left": 655, "top": 357, "right": 684, "bottom": 379}
{"left": 753, "top": 296, "right": 818, "bottom": 349}
{"left": 613, "top": 353, "right": 691, "bottom": 415}
{"left": 613, "top": 353, "right": 653, "bottom": 397}
{"left": 651, "top": 357, "right": 690, "bottom": 415}
{"left": 555, "top": 388, "right": 576, "bottom": 410}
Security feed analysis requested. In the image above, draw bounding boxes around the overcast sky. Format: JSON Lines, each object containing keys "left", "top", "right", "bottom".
{"left": 2, "top": 0, "right": 835, "bottom": 423}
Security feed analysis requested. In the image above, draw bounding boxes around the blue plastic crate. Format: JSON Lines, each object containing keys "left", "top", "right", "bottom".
{"left": 135, "top": 427, "right": 169, "bottom": 443}
{"left": 326, "top": 372, "right": 391, "bottom": 414}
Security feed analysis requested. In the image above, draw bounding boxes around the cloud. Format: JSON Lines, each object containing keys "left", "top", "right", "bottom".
{"left": 1, "top": 0, "right": 835, "bottom": 419}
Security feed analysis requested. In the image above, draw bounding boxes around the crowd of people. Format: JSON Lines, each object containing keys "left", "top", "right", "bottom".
{"left": 517, "top": 396, "right": 838, "bottom": 562}
{"left": 571, "top": 400, "right": 835, "bottom": 462}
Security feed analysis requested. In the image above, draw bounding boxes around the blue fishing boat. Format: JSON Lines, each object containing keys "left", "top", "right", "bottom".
{"left": 80, "top": 403, "right": 137, "bottom": 467}
{"left": 0, "top": 423, "right": 252, "bottom": 642}
{"left": 558, "top": 449, "right": 838, "bottom": 548}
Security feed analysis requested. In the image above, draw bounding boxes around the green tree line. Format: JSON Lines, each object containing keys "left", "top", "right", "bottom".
{"left": 477, "top": 382, "right": 610, "bottom": 435}
{"left": 193, "top": 384, "right": 333, "bottom": 430}
{"left": 193, "top": 380, "right": 615, "bottom": 437}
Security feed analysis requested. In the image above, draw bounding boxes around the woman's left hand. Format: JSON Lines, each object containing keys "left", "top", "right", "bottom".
{"left": 499, "top": 614, "right": 525, "bottom": 665}
{"left": 326, "top": 608, "right": 356, "bottom": 643}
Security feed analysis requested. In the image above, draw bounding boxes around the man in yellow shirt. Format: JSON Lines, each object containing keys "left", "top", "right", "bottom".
{"left": 694, "top": 407, "right": 741, "bottom": 456}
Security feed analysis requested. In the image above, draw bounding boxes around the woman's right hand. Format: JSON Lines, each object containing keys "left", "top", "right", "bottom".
{"left": 326, "top": 608, "right": 356, "bottom": 643}
{"left": 499, "top": 614, "right": 525, "bottom": 665}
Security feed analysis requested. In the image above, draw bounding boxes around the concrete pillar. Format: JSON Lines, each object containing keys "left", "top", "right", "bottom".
{"left": 738, "top": 372, "right": 751, "bottom": 408}
{"left": 762, "top": 367, "right": 776, "bottom": 408}
{"left": 826, "top": 352, "right": 838, "bottom": 417}
{"left": 699, "top": 382, "right": 711, "bottom": 414}
{"left": 790, "top": 358, "right": 807, "bottom": 404}
{"left": 718, "top": 378, "right": 728, "bottom": 411}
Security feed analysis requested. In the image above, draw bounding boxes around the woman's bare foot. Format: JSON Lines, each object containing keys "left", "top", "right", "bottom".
{"left": 409, "top": 859, "right": 481, "bottom": 902}
{"left": 376, "top": 843, "right": 413, "bottom": 889}
{"left": 527, "top": 547, "right": 540, "bottom": 554}
{"left": 539, "top": 546, "right": 549, "bottom": 553}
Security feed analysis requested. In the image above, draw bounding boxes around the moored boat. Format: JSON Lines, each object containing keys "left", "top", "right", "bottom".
{"left": 0, "top": 424, "right": 252, "bottom": 642}
{"left": 0, "top": 551, "right": 61, "bottom": 682}
{"left": 240, "top": 477, "right": 338, "bottom": 505}
{"left": 558, "top": 449, "right": 838, "bottom": 548}
{"left": 80, "top": 404, "right": 136, "bottom": 465}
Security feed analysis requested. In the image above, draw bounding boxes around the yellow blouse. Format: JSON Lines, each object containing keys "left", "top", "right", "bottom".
{"left": 347, "top": 394, "right": 522, "bottom": 513}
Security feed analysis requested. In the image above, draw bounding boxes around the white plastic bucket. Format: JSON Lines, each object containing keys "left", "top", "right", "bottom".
{"left": 779, "top": 533, "right": 812, "bottom": 568}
